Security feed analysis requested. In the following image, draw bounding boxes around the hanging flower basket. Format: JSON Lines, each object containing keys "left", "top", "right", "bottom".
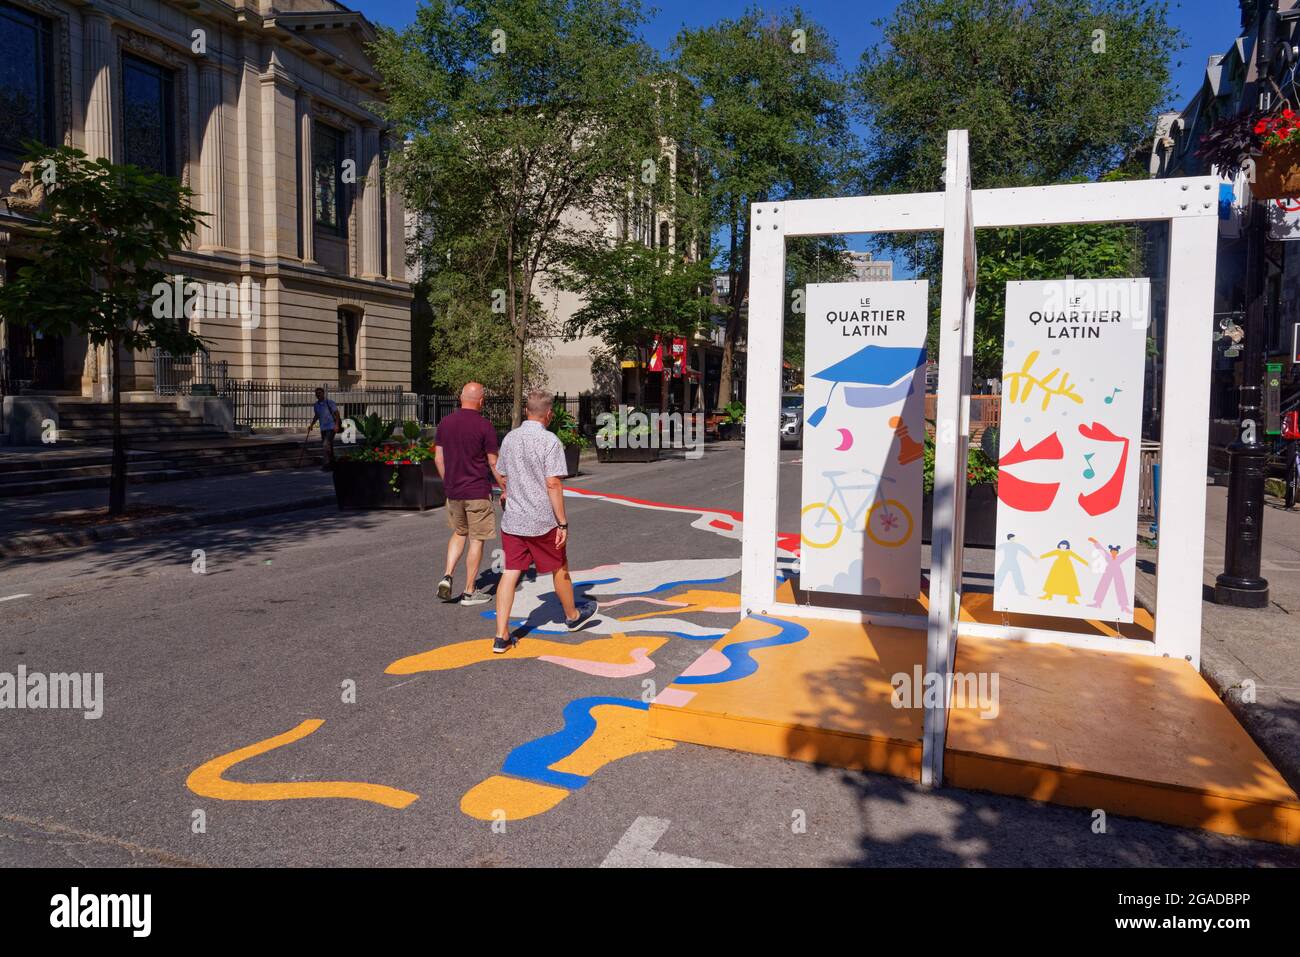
{"left": 1251, "top": 140, "right": 1300, "bottom": 199}
{"left": 1251, "top": 111, "right": 1300, "bottom": 199}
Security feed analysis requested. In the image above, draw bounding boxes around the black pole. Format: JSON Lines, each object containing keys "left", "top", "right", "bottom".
{"left": 1215, "top": 0, "right": 1275, "bottom": 607}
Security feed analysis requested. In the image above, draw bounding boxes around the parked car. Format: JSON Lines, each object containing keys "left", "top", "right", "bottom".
{"left": 780, "top": 393, "right": 804, "bottom": 449}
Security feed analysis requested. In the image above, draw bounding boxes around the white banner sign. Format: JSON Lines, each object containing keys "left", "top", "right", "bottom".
{"left": 800, "top": 281, "right": 927, "bottom": 597}
{"left": 993, "top": 279, "right": 1149, "bottom": 622}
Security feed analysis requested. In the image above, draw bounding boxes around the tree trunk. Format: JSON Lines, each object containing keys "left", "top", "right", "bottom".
{"left": 108, "top": 339, "right": 127, "bottom": 515}
{"left": 506, "top": 233, "right": 522, "bottom": 428}
{"left": 511, "top": 330, "right": 524, "bottom": 429}
{"left": 717, "top": 202, "right": 747, "bottom": 409}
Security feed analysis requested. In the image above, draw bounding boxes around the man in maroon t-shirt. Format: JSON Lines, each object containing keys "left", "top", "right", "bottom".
{"left": 433, "top": 382, "right": 503, "bottom": 605}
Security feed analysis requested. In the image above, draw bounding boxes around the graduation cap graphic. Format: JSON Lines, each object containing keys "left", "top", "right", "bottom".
{"left": 807, "top": 345, "right": 926, "bottom": 427}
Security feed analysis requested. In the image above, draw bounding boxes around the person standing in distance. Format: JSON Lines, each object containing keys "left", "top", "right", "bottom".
{"left": 307, "top": 387, "right": 340, "bottom": 470}
{"left": 434, "top": 382, "right": 503, "bottom": 606}
{"left": 492, "top": 390, "right": 597, "bottom": 653}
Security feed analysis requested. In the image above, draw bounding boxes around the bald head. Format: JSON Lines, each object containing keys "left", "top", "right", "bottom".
{"left": 459, "top": 382, "right": 485, "bottom": 409}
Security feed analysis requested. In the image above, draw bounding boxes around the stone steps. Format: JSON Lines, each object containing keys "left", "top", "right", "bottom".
{"left": 0, "top": 400, "right": 325, "bottom": 496}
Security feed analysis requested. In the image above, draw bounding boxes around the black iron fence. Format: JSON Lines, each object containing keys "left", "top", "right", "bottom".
{"left": 197, "top": 378, "right": 615, "bottom": 435}
{"left": 153, "top": 350, "right": 230, "bottom": 396}
{"left": 226, "top": 382, "right": 413, "bottom": 430}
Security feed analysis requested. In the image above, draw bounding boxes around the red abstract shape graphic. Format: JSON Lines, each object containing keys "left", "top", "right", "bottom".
{"left": 997, "top": 471, "right": 1060, "bottom": 511}
{"left": 999, "top": 431, "right": 1064, "bottom": 467}
{"left": 1077, "top": 422, "right": 1130, "bottom": 516}
{"left": 997, "top": 431, "right": 1063, "bottom": 511}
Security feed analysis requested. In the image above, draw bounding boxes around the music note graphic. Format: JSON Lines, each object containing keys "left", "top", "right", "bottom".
{"left": 1083, "top": 453, "right": 1096, "bottom": 479}
{"left": 1103, "top": 387, "right": 1122, "bottom": 405}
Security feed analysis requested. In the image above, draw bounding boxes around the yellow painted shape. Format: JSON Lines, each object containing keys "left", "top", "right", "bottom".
{"left": 460, "top": 774, "right": 570, "bottom": 821}
{"left": 550, "top": 704, "right": 676, "bottom": 779}
{"left": 386, "top": 633, "right": 668, "bottom": 674}
{"left": 616, "top": 589, "right": 741, "bottom": 620}
{"left": 186, "top": 719, "right": 419, "bottom": 809}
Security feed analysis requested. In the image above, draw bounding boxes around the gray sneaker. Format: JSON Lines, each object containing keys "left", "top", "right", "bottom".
{"left": 460, "top": 589, "right": 492, "bottom": 606}
{"left": 436, "top": 575, "right": 454, "bottom": 601}
{"left": 566, "top": 600, "right": 599, "bottom": 632}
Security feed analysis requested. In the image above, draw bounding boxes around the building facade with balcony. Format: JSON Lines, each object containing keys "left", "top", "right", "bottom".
{"left": 1148, "top": 1, "right": 1300, "bottom": 438}
{"left": 0, "top": 0, "right": 411, "bottom": 401}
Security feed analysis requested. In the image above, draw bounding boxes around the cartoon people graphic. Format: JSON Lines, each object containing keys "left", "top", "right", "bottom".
{"left": 994, "top": 533, "right": 1036, "bottom": 597}
{"left": 1087, "top": 537, "right": 1136, "bottom": 614}
{"left": 1038, "top": 540, "right": 1088, "bottom": 605}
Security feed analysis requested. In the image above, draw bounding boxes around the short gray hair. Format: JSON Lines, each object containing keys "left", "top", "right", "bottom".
{"left": 525, "top": 390, "right": 553, "bottom": 416}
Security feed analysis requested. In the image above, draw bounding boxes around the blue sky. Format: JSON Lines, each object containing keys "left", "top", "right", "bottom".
{"left": 351, "top": 0, "right": 1241, "bottom": 109}
{"left": 352, "top": 1, "right": 1243, "bottom": 267}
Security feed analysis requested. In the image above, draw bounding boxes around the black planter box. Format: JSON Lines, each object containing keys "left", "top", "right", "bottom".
{"left": 563, "top": 444, "right": 581, "bottom": 478}
{"left": 596, "top": 445, "right": 661, "bottom": 463}
{"left": 921, "top": 482, "right": 998, "bottom": 548}
{"left": 332, "top": 460, "right": 446, "bottom": 510}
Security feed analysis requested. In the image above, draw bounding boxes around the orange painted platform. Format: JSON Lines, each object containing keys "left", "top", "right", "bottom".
{"left": 649, "top": 608, "right": 1300, "bottom": 845}
{"left": 648, "top": 614, "right": 927, "bottom": 780}
{"left": 947, "top": 637, "right": 1300, "bottom": 845}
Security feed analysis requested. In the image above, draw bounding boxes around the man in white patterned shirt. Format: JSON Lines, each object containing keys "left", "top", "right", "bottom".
{"left": 492, "top": 391, "right": 598, "bottom": 653}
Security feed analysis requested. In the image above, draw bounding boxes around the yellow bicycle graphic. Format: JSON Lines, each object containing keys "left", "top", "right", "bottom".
{"left": 801, "top": 468, "right": 913, "bottom": 549}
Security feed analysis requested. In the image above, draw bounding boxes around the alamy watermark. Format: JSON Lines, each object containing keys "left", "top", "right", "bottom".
{"left": 151, "top": 275, "right": 262, "bottom": 329}
{"left": 1035, "top": 277, "right": 1151, "bottom": 331}
{"left": 0, "top": 666, "right": 103, "bottom": 719}
{"left": 891, "top": 665, "right": 999, "bottom": 719}
{"left": 595, "top": 405, "right": 704, "bottom": 459}
{"left": 50, "top": 888, "right": 150, "bottom": 937}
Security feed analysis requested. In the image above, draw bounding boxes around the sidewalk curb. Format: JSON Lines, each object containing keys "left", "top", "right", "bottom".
{"left": 1199, "top": 654, "right": 1300, "bottom": 794}
{"left": 0, "top": 494, "right": 337, "bottom": 559}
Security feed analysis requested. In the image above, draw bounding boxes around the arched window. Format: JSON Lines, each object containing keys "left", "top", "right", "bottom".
{"left": 659, "top": 221, "right": 670, "bottom": 249}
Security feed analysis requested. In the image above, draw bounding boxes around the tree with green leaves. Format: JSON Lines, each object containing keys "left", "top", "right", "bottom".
{"left": 372, "top": 0, "right": 664, "bottom": 424}
{"left": 673, "top": 8, "right": 858, "bottom": 408}
{"left": 855, "top": 0, "right": 1181, "bottom": 194}
{"left": 782, "top": 237, "right": 856, "bottom": 373}
{"left": 853, "top": 0, "right": 1180, "bottom": 378}
{"left": 557, "top": 239, "right": 714, "bottom": 408}
{"left": 0, "top": 145, "right": 204, "bottom": 514}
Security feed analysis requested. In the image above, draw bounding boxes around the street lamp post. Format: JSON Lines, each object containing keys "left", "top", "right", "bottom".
{"left": 1215, "top": 0, "right": 1276, "bottom": 607}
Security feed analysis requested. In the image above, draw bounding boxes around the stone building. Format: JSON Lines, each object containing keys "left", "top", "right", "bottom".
{"left": 0, "top": 0, "right": 411, "bottom": 400}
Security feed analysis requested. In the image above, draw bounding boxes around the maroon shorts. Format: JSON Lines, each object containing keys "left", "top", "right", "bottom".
{"left": 502, "top": 528, "right": 567, "bottom": 573}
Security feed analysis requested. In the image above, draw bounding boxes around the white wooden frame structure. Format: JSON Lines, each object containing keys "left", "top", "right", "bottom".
{"left": 739, "top": 130, "right": 1220, "bottom": 784}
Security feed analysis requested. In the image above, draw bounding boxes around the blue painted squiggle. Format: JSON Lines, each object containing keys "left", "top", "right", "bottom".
{"left": 501, "top": 696, "right": 647, "bottom": 790}
{"left": 674, "top": 615, "right": 810, "bottom": 685}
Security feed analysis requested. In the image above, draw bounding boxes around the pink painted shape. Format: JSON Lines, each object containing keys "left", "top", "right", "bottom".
{"left": 537, "top": 648, "right": 656, "bottom": 678}
{"left": 653, "top": 687, "right": 697, "bottom": 708}
{"left": 678, "top": 648, "right": 730, "bottom": 678}
{"left": 599, "top": 596, "right": 681, "bottom": 610}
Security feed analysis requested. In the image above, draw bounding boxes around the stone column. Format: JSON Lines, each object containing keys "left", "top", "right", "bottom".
{"left": 83, "top": 12, "right": 115, "bottom": 161}
{"left": 360, "top": 124, "right": 382, "bottom": 279}
{"left": 297, "top": 92, "right": 314, "bottom": 264}
{"left": 197, "top": 62, "right": 226, "bottom": 249}
{"left": 83, "top": 11, "right": 116, "bottom": 398}
{"left": 385, "top": 136, "right": 406, "bottom": 281}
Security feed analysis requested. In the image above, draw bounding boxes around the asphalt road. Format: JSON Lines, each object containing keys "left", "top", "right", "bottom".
{"left": 1, "top": 444, "right": 1296, "bottom": 867}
